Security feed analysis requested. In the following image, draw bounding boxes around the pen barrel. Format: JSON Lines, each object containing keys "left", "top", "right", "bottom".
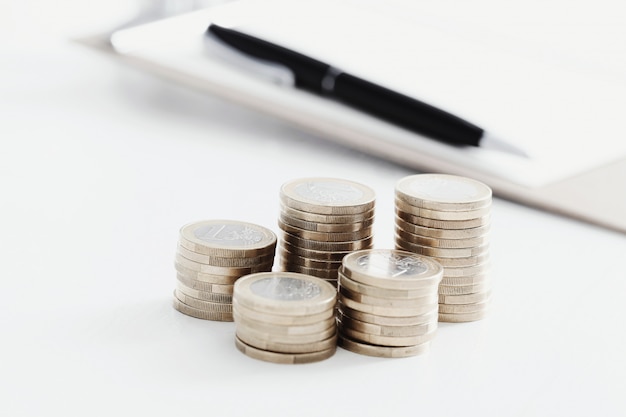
{"left": 332, "top": 73, "right": 483, "bottom": 146}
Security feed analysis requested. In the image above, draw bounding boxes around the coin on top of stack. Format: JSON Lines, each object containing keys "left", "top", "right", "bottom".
{"left": 394, "top": 174, "right": 492, "bottom": 323}
{"left": 173, "top": 220, "right": 277, "bottom": 321}
{"left": 232, "top": 272, "right": 337, "bottom": 364}
{"left": 278, "top": 177, "right": 375, "bottom": 286}
{"left": 337, "top": 249, "right": 443, "bottom": 358}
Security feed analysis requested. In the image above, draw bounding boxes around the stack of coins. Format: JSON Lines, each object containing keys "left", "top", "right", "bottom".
{"left": 232, "top": 272, "right": 337, "bottom": 364}
{"left": 278, "top": 177, "right": 376, "bottom": 286}
{"left": 173, "top": 220, "right": 277, "bottom": 321}
{"left": 394, "top": 174, "right": 492, "bottom": 323}
{"left": 337, "top": 249, "right": 443, "bottom": 358}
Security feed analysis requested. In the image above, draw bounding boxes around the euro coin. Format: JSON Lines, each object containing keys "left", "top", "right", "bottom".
{"left": 395, "top": 216, "right": 490, "bottom": 239}
{"left": 338, "top": 273, "right": 438, "bottom": 299}
{"left": 280, "top": 177, "right": 375, "bottom": 215}
{"left": 232, "top": 311, "right": 336, "bottom": 336}
{"left": 176, "top": 281, "right": 233, "bottom": 303}
{"left": 338, "top": 334, "right": 430, "bottom": 358}
{"left": 338, "top": 311, "right": 437, "bottom": 337}
{"left": 176, "top": 273, "right": 235, "bottom": 294}
{"left": 236, "top": 329, "right": 338, "bottom": 354}
{"left": 234, "top": 336, "right": 336, "bottom": 364}
{"left": 278, "top": 219, "right": 373, "bottom": 242}
{"left": 339, "top": 294, "right": 438, "bottom": 317}
{"left": 232, "top": 298, "right": 333, "bottom": 326}
{"left": 395, "top": 238, "right": 489, "bottom": 258}
{"left": 395, "top": 228, "right": 490, "bottom": 248}
{"left": 338, "top": 285, "right": 438, "bottom": 308}
{"left": 174, "top": 253, "right": 273, "bottom": 275}
{"left": 395, "top": 198, "right": 491, "bottom": 220}
{"left": 280, "top": 231, "right": 373, "bottom": 251}
{"left": 176, "top": 245, "right": 275, "bottom": 267}
{"left": 396, "top": 209, "right": 490, "bottom": 229}
{"left": 440, "top": 274, "right": 490, "bottom": 287}
{"left": 280, "top": 204, "right": 375, "bottom": 223}
{"left": 172, "top": 297, "right": 233, "bottom": 321}
{"left": 438, "top": 309, "right": 489, "bottom": 323}
{"left": 438, "top": 290, "right": 492, "bottom": 305}
{"left": 338, "top": 325, "right": 437, "bottom": 347}
{"left": 438, "top": 300, "right": 490, "bottom": 314}
{"left": 174, "top": 289, "right": 233, "bottom": 312}
{"left": 279, "top": 212, "right": 374, "bottom": 232}
{"left": 233, "top": 272, "right": 337, "bottom": 316}
{"left": 438, "top": 283, "right": 491, "bottom": 295}
{"left": 395, "top": 174, "right": 492, "bottom": 211}
{"left": 338, "top": 302, "right": 438, "bottom": 326}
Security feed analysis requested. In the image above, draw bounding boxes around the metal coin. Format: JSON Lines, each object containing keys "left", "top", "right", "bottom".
{"left": 394, "top": 216, "right": 490, "bottom": 239}
{"left": 280, "top": 204, "right": 375, "bottom": 223}
{"left": 176, "top": 245, "right": 275, "bottom": 267}
{"left": 338, "top": 302, "right": 438, "bottom": 326}
{"left": 279, "top": 212, "right": 374, "bottom": 232}
{"left": 279, "top": 252, "right": 342, "bottom": 269}
{"left": 396, "top": 209, "right": 490, "bottom": 229}
{"left": 174, "top": 263, "right": 241, "bottom": 284}
{"left": 172, "top": 297, "right": 233, "bottom": 321}
{"left": 279, "top": 241, "right": 352, "bottom": 261}
{"left": 279, "top": 263, "right": 340, "bottom": 280}
{"left": 176, "top": 273, "right": 235, "bottom": 294}
{"left": 176, "top": 281, "right": 233, "bottom": 303}
{"left": 395, "top": 238, "right": 490, "bottom": 258}
{"left": 233, "top": 272, "right": 337, "bottom": 315}
{"left": 232, "top": 311, "right": 336, "bottom": 336}
{"left": 174, "top": 289, "right": 233, "bottom": 312}
{"left": 234, "top": 336, "right": 336, "bottom": 364}
{"left": 236, "top": 328, "right": 338, "bottom": 354}
{"left": 280, "top": 177, "right": 375, "bottom": 215}
{"left": 280, "top": 230, "right": 374, "bottom": 251}
{"left": 337, "top": 311, "right": 437, "bottom": 337}
{"left": 234, "top": 320, "right": 336, "bottom": 345}
{"left": 339, "top": 285, "right": 438, "bottom": 308}
{"left": 338, "top": 273, "right": 438, "bottom": 299}
{"left": 438, "top": 309, "right": 489, "bottom": 323}
{"left": 395, "top": 174, "right": 492, "bottom": 211}
{"left": 440, "top": 274, "right": 491, "bottom": 287}
{"left": 439, "top": 290, "right": 492, "bottom": 305}
{"left": 438, "top": 299, "right": 490, "bottom": 314}
{"left": 339, "top": 325, "right": 437, "bottom": 347}
{"left": 443, "top": 264, "right": 491, "bottom": 278}
{"left": 395, "top": 228, "right": 490, "bottom": 248}
{"left": 175, "top": 253, "right": 273, "bottom": 275}
{"left": 438, "top": 282, "right": 491, "bottom": 295}
{"left": 278, "top": 219, "right": 373, "bottom": 242}
{"left": 428, "top": 253, "right": 491, "bottom": 268}
{"left": 232, "top": 298, "right": 334, "bottom": 326}
{"left": 338, "top": 334, "right": 430, "bottom": 358}
{"left": 341, "top": 249, "right": 443, "bottom": 290}
{"left": 395, "top": 198, "right": 491, "bottom": 220}
{"left": 179, "top": 220, "right": 276, "bottom": 257}
{"left": 339, "top": 294, "right": 439, "bottom": 317}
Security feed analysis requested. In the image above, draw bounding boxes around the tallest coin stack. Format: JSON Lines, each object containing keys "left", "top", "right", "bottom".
{"left": 394, "top": 174, "right": 492, "bottom": 322}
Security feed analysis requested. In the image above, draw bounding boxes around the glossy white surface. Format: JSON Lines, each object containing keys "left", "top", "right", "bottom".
{"left": 2, "top": 1, "right": 626, "bottom": 416}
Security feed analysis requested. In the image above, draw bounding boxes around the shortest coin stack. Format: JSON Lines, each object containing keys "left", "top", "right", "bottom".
{"left": 394, "top": 174, "right": 493, "bottom": 323}
{"left": 173, "top": 220, "right": 277, "bottom": 321}
{"left": 232, "top": 272, "right": 337, "bottom": 364}
{"left": 337, "top": 249, "right": 443, "bottom": 358}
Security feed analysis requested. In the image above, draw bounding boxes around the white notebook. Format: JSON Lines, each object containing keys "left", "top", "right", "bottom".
{"left": 110, "top": 0, "right": 626, "bottom": 233}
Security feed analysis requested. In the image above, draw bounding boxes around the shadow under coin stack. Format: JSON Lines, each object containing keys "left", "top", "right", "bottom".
{"left": 173, "top": 220, "right": 277, "bottom": 321}
{"left": 278, "top": 177, "right": 376, "bottom": 286}
{"left": 232, "top": 272, "right": 337, "bottom": 364}
{"left": 394, "top": 174, "right": 492, "bottom": 323}
{"left": 337, "top": 249, "right": 443, "bottom": 358}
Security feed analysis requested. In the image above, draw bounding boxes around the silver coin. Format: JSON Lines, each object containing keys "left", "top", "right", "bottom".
{"left": 279, "top": 252, "right": 342, "bottom": 269}
{"left": 338, "top": 272, "right": 438, "bottom": 299}
{"left": 236, "top": 328, "right": 338, "bottom": 354}
{"left": 280, "top": 177, "right": 375, "bottom": 215}
{"left": 279, "top": 212, "right": 375, "bottom": 232}
{"left": 179, "top": 220, "right": 277, "bottom": 257}
{"left": 172, "top": 297, "right": 233, "bottom": 321}
{"left": 395, "top": 227, "right": 490, "bottom": 248}
{"left": 338, "top": 334, "right": 431, "bottom": 358}
{"left": 175, "top": 253, "right": 273, "bottom": 275}
{"left": 341, "top": 249, "right": 443, "bottom": 290}
{"left": 176, "top": 245, "right": 275, "bottom": 267}
{"left": 339, "top": 285, "right": 438, "bottom": 308}
{"left": 440, "top": 274, "right": 491, "bottom": 287}
{"left": 339, "top": 293, "right": 439, "bottom": 317}
{"left": 427, "top": 253, "right": 491, "bottom": 268}
{"left": 438, "top": 282, "right": 491, "bottom": 295}
{"left": 438, "top": 309, "right": 489, "bottom": 323}
{"left": 232, "top": 298, "right": 334, "bottom": 326}
{"left": 337, "top": 302, "right": 438, "bottom": 326}
{"left": 279, "top": 263, "right": 340, "bottom": 280}
{"left": 281, "top": 230, "right": 373, "bottom": 251}
{"left": 176, "top": 281, "right": 233, "bottom": 303}
{"left": 394, "top": 216, "right": 490, "bottom": 239}
{"left": 442, "top": 263, "right": 491, "bottom": 277}
{"left": 395, "top": 237, "right": 490, "bottom": 258}
{"left": 278, "top": 219, "right": 373, "bottom": 242}
{"left": 439, "top": 290, "right": 492, "bottom": 305}
{"left": 234, "top": 320, "right": 337, "bottom": 345}
{"left": 337, "top": 311, "right": 437, "bottom": 337}
{"left": 338, "top": 324, "right": 437, "bottom": 347}
{"left": 175, "top": 273, "right": 235, "bottom": 294}
{"left": 174, "top": 263, "right": 241, "bottom": 285}
{"left": 280, "top": 204, "right": 375, "bottom": 224}
{"left": 279, "top": 240, "right": 353, "bottom": 261}
{"left": 438, "top": 299, "right": 490, "bottom": 314}
{"left": 395, "top": 198, "right": 491, "bottom": 220}
{"left": 396, "top": 209, "right": 491, "bottom": 229}
{"left": 174, "top": 289, "right": 233, "bottom": 312}
{"left": 233, "top": 272, "right": 337, "bottom": 315}
{"left": 395, "top": 174, "right": 492, "bottom": 211}
{"left": 232, "top": 311, "right": 336, "bottom": 336}
{"left": 234, "top": 336, "right": 336, "bottom": 364}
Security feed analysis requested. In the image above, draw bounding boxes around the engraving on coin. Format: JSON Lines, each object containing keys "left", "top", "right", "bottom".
{"left": 294, "top": 181, "right": 364, "bottom": 204}
{"left": 355, "top": 252, "right": 428, "bottom": 278}
{"left": 193, "top": 223, "right": 264, "bottom": 247}
{"left": 249, "top": 276, "right": 321, "bottom": 302}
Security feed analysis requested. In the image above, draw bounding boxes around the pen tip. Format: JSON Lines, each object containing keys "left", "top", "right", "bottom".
{"left": 480, "top": 132, "right": 530, "bottom": 158}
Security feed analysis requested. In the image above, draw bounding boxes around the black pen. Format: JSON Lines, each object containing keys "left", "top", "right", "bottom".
{"left": 207, "top": 24, "right": 528, "bottom": 157}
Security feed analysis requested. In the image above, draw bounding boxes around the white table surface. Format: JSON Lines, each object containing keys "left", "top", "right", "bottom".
{"left": 2, "top": 2, "right": 626, "bottom": 416}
